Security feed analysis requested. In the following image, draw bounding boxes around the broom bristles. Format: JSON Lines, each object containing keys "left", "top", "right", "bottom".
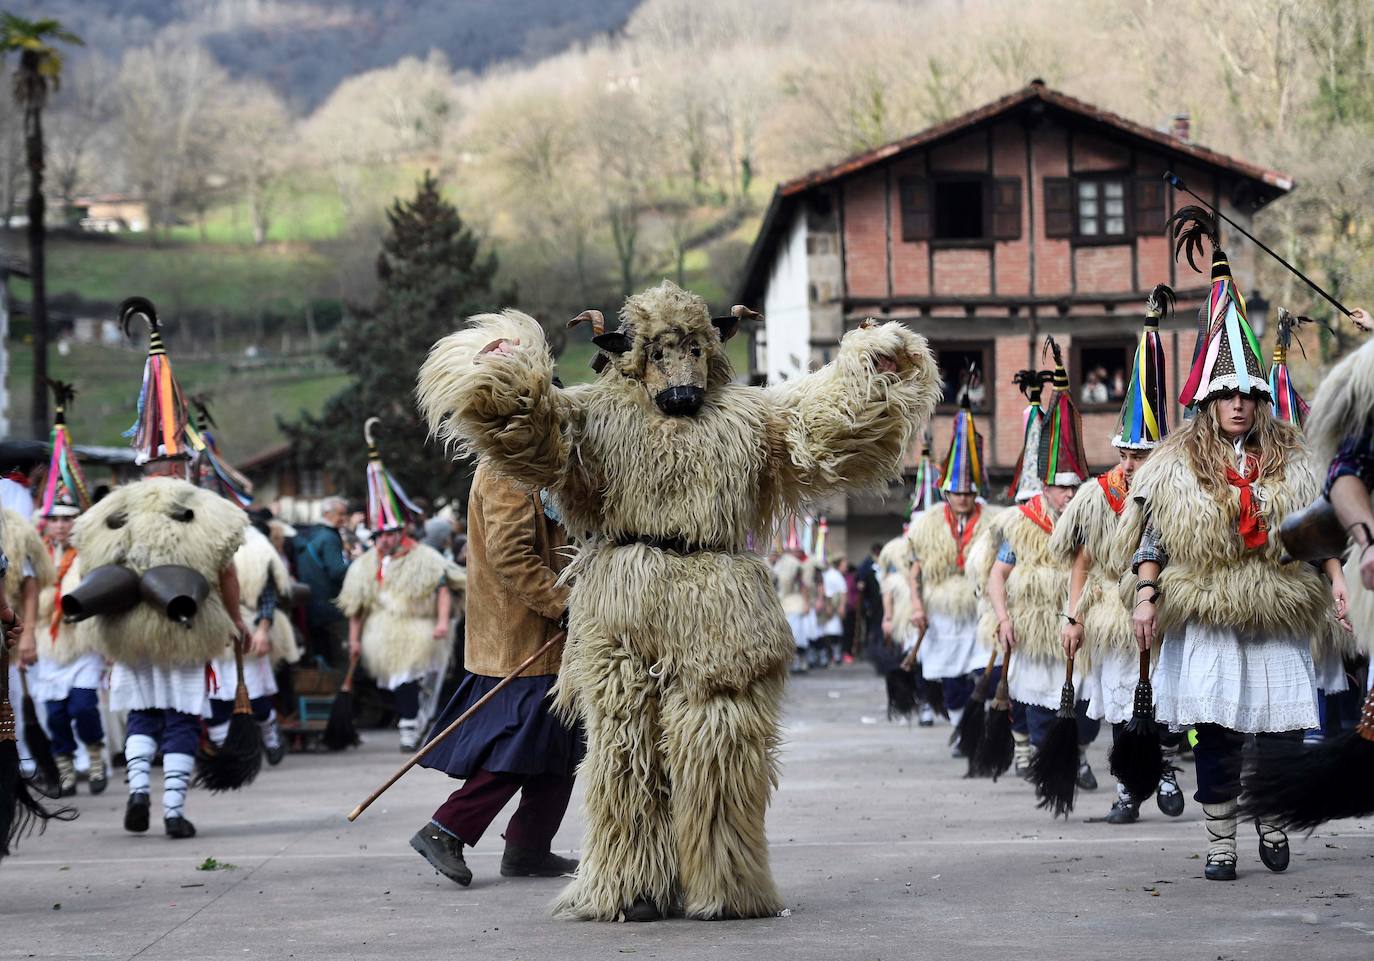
{"left": 923, "top": 675, "right": 949, "bottom": 720}
{"left": 194, "top": 714, "right": 263, "bottom": 792}
{"left": 20, "top": 693, "right": 61, "bottom": 794}
{"left": 1027, "top": 715, "right": 1080, "bottom": 817}
{"left": 954, "top": 700, "right": 986, "bottom": 774}
{"left": 1, "top": 740, "right": 77, "bottom": 860}
{"left": 322, "top": 690, "right": 361, "bottom": 750}
{"left": 1240, "top": 732, "right": 1374, "bottom": 832}
{"left": 975, "top": 703, "right": 1014, "bottom": 780}
{"left": 1109, "top": 677, "right": 1165, "bottom": 801}
{"left": 885, "top": 668, "right": 919, "bottom": 722}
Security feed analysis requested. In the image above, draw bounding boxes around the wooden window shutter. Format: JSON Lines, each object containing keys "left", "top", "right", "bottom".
{"left": 992, "top": 177, "right": 1022, "bottom": 240}
{"left": 1134, "top": 177, "right": 1166, "bottom": 235}
{"left": 898, "top": 176, "right": 931, "bottom": 242}
{"left": 1043, "top": 177, "right": 1074, "bottom": 238}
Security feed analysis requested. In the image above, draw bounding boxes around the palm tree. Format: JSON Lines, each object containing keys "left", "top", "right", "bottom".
{"left": 1, "top": 14, "right": 82, "bottom": 438}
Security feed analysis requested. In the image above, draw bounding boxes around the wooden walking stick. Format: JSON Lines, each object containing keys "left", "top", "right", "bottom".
{"left": 348, "top": 631, "right": 565, "bottom": 822}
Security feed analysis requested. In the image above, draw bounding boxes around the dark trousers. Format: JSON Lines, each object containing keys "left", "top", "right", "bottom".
{"left": 126, "top": 708, "right": 200, "bottom": 756}
{"left": 1023, "top": 700, "right": 1100, "bottom": 748}
{"left": 941, "top": 674, "right": 977, "bottom": 712}
{"left": 432, "top": 768, "right": 575, "bottom": 850}
{"left": 208, "top": 695, "right": 274, "bottom": 724}
{"left": 44, "top": 688, "right": 103, "bottom": 755}
{"left": 1192, "top": 723, "right": 1302, "bottom": 804}
{"left": 393, "top": 680, "right": 421, "bottom": 720}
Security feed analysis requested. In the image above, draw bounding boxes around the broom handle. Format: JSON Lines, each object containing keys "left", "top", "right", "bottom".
{"left": 1138, "top": 648, "right": 1150, "bottom": 682}
{"left": 232, "top": 631, "right": 251, "bottom": 715}
{"left": 347, "top": 631, "right": 565, "bottom": 822}
{"left": 17, "top": 663, "right": 30, "bottom": 699}
{"left": 1063, "top": 653, "right": 1074, "bottom": 685}
{"left": 900, "top": 626, "right": 928, "bottom": 671}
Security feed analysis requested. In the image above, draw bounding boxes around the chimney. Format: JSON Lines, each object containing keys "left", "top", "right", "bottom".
{"left": 1171, "top": 113, "right": 1191, "bottom": 143}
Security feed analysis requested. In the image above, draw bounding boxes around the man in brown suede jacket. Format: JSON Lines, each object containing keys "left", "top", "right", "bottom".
{"left": 409, "top": 461, "right": 582, "bottom": 886}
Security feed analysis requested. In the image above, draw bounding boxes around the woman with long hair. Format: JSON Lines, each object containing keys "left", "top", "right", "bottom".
{"left": 1120, "top": 212, "right": 1349, "bottom": 881}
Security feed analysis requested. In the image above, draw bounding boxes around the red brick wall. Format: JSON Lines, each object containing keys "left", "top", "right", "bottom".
{"left": 993, "top": 122, "right": 1031, "bottom": 296}
{"left": 843, "top": 172, "right": 887, "bottom": 297}
{"left": 933, "top": 248, "right": 992, "bottom": 295}
{"left": 1073, "top": 245, "right": 1134, "bottom": 293}
{"left": 929, "top": 131, "right": 989, "bottom": 172}
{"left": 1031, "top": 125, "right": 1071, "bottom": 294}
{"left": 889, "top": 156, "right": 930, "bottom": 296}
{"left": 1071, "top": 133, "right": 1130, "bottom": 172}
{"left": 993, "top": 334, "right": 1033, "bottom": 466}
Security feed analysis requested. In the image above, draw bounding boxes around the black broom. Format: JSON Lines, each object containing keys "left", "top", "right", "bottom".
{"left": 1108, "top": 649, "right": 1165, "bottom": 803}
{"left": 954, "top": 646, "right": 999, "bottom": 770}
{"left": 1027, "top": 655, "right": 1080, "bottom": 817}
{"left": 887, "top": 627, "right": 926, "bottom": 721}
{"left": 1239, "top": 685, "right": 1374, "bottom": 832}
{"left": 18, "top": 667, "right": 60, "bottom": 794}
{"left": 322, "top": 655, "right": 362, "bottom": 750}
{"left": 1, "top": 648, "right": 75, "bottom": 861}
{"left": 973, "top": 651, "right": 1015, "bottom": 780}
{"left": 194, "top": 641, "right": 263, "bottom": 792}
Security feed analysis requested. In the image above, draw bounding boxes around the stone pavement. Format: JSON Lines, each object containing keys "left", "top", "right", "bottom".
{"left": 4, "top": 665, "right": 1372, "bottom": 960}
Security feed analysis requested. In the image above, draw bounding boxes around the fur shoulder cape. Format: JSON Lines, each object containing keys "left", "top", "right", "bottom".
{"left": 337, "top": 542, "right": 449, "bottom": 679}
{"left": 1114, "top": 441, "right": 1330, "bottom": 638}
{"left": 38, "top": 547, "right": 99, "bottom": 666}
{"left": 3, "top": 509, "right": 55, "bottom": 599}
{"left": 1305, "top": 334, "right": 1374, "bottom": 469}
{"left": 1049, "top": 479, "right": 1134, "bottom": 656}
{"left": 907, "top": 505, "right": 995, "bottom": 621}
{"left": 973, "top": 499, "right": 1065, "bottom": 659}
{"left": 70, "top": 477, "right": 246, "bottom": 666}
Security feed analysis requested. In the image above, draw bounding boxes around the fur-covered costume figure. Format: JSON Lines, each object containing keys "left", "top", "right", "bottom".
{"left": 772, "top": 550, "right": 815, "bottom": 671}
{"left": 1115, "top": 209, "right": 1346, "bottom": 881}
{"left": 906, "top": 385, "right": 998, "bottom": 723}
{"left": 5, "top": 508, "right": 56, "bottom": 781}
{"left": 418, "top": 280, "right": 939, "bottom": 922}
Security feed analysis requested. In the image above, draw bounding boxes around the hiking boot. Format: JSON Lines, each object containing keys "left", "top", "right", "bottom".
{"left": 1156, "top": 766, "right": 1185, "bottom": 817}
{"left": 1076, "top": 756, "right": 1098, "bottom": 791}
{"left": 1106, "top": 787, "right": 1140, "bottom": 824}
{"left": 164, "top": 816, "right": 197, "bottom": 839}
{"left": 124, "top": 792, "right": 151, "bottom": 833}
{"left": 500, "top": 844, "right": 579, "bottom": 878}
{"left": 86, "top": 744, "right": 108, "bottom": 795}
{"left": 410, "top": 824, "right": 472, "bottom": 886}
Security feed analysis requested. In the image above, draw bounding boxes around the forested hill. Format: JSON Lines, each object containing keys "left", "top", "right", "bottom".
{"left": 5, "top": 0, "right": 642, "bottom": 108}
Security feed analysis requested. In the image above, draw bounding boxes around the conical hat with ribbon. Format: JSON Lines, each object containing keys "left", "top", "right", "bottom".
{"left": 187, "top": 395, "right": 255, "bottom": 507}
{"left": 909, "top": 428, "right": 942, "bottom": 520}
{"left": 1268, "top": 308, "right": 1310, "bottom": 427}
{"left": 1168, "top": 207, "right": 1269, "bottom": 407}
{"left": 1113, "top": 285, "right": 1173, "bottom": 450}
{"left": 39, "top": 380, "right": 90, "bottom": 517}
{"left": 121, "top": 297, "right": 193, "bottom": 465}
{"left": 939, "top": 374, "right": 987, "bottom": 496}
{"left": 1036, "top": 338, "right": 1088, "bottom": 488}
{"left": 1008, "top": 368, "right": 1052, "bottom": 501}
{"left": 364, "top": 417, "right": 420, "bottom": 533}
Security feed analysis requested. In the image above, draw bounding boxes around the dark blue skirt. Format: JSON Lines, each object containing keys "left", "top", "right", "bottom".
{"left": 418, "top": 673, "right": 584, "bottom": 780}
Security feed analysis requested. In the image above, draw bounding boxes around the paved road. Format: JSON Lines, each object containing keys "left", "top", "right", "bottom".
{"left": 5, "top": 665, "right": 1372, "bottom": 960}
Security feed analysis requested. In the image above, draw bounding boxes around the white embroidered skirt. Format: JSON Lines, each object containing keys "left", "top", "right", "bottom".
{"left": 1009, "top": 651, "right": 1081, "bottom": 711}
{"left": 109, "top": 662, "right": 210, "bottom": 716}
{"left": 1153, "top": 622, "right": 1317, "bottom": 733}
{"left": 33, "top": 652, "right": 105, "bottom": 702}
{"left": 206, "top": 651, "right": 278, "bottom": 703}
{"left": 1085, "top": 647, "right": 1139, "bottom": 725}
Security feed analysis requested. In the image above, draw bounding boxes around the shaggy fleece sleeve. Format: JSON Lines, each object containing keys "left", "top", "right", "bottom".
{"left": 335, "top": 551, "right": 378, "bottom": 619}
{"left": 417, "top": 309, "right": 577, "bottom": 492}
{"left": 765, "top": 321, "right": 940, "bottom": 506}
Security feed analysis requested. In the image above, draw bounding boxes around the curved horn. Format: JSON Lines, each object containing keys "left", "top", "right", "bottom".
{"left": 364, "top": 416, "right": 381, "bottom": 449}
{"left": 567, "top": 309, "right": 606, "bottom": 336}
{"left": 119, "top": 296, "right": 160, "bottom": 341}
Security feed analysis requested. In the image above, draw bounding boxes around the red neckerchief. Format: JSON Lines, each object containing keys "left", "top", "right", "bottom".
{"left": 376, "top": 536, "right": 416, "bottom": 583}
{"left": 1098, "top": 464, "right": 1130, "bottom": 516}
{"left": 1018, "top": 494, "right": 1054, "bottom": 534}
{"left": 47, "top": 542, "right": 77, "bottom": 642}
{"left": 1225, "top": 453, "right": 1267, "bottom": 550}
{"left": 945, "top": 503, "right": 982, "bottom": 571}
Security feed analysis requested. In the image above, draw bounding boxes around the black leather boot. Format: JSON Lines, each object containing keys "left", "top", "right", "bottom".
{"left": 410, "top": 825, "right": 472, "bottom": 886}
{"left": 499, "top": 843, "right": 579, "bottom": 878}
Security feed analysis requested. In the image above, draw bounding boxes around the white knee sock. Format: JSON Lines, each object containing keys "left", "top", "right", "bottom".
{"left": 125, "top": 733, "right": 157, "bottom": 797}
{"left": 259, "top": 710, "right": 281, "bottom": 750}
{"left": 207, "top": 721, "right": 230, "bottom": 746}
{"left": 162, "top": 753, "right": 195, "bottom": 819}
{"left": 948, "top": 707, "right": 964, "bottom": 728}
{"left": 1203, "top": 800, "right": 1238, "bottom": 865}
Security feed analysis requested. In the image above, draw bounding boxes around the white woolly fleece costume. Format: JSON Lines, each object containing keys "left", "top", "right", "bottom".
{"left": 418, "top": 281, "right": 940, "bottom": 922}
{"left": 1114, "top": 440, "right": 1331, "bottom": 733}
{"left": 905, "top": 504, "right": 998, "bottom": 677}
{"left": 209, "top": 526, "right": 295, "bottom": 705}
{"left": 4, "top": 509, "right": 56, "bottom": 774}
{"left": 1049, "top": 469, "right": 1139, "bottom": 723}
{"left": 336, "top": 539, "right": 459, "bottom": 690}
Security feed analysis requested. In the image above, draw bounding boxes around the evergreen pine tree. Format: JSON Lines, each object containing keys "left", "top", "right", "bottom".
{"left": 286, "top": 171, "right": 507, "bottom": 508}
